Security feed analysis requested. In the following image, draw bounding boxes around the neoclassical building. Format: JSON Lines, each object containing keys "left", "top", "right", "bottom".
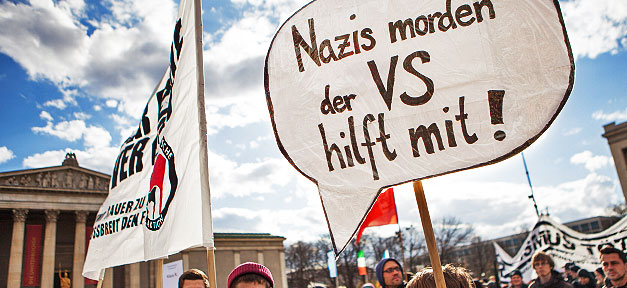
{"left": 0, "top": 154, "right": 287, "bottom": 288}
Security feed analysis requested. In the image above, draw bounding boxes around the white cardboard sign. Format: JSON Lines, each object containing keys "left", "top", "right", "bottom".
{"left": 265, "top": 0, "right": 574, "bottom": 254}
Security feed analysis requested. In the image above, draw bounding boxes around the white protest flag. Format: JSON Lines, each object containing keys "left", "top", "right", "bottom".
{"left": 83, "top": 0, "right": 212, "bottom": 280}
{"left": 265, "top": 0, "right": 573, "bottom": 254}
{"left": 495, "top": 216, "right": 627, "bottom": 283}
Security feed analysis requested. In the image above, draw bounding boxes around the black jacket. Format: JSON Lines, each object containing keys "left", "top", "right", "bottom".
{"left": 529, "top": 271, "right": 574, "bottom": 288}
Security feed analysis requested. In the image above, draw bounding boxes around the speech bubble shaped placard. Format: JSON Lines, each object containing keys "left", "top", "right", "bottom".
{"left": 264, "top": 0, "right": 573, "bottom": 254}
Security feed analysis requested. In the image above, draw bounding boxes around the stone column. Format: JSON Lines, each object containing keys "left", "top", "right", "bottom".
{"left": 7, "top": 209, "right": 28, "bottom": 288}
{"left": 280, "top": 250, "right": 288, "bottom": 288}
{"left": 257, "top": 250, "right": 265, "bottom": 265}
{"left": 73, "top": 211, "right": 88, "bottom": 288}
{"left": 40, "top": 210, "right": 59, "bottom": 288}
{"left": 234, "top": 251, "right": 241, "bottom": 266}
{"left": 182, "top": 251, "right": 190, "bottom": 271}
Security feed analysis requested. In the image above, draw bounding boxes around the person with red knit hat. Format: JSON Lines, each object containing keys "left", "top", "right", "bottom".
{"left": 227, "top": 262, "right": 274, "bottom": 288}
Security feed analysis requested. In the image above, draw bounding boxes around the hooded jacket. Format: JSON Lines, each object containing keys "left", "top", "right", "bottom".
{"left": 376, "top": 258, "right": 406, "bottom": 288}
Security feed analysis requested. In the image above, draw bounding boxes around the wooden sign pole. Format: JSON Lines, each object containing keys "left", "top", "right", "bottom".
{"left": 207, "top": 248, "right": 218, "bottom": 288}
{"left": 156, "top": 259, "right": 163, "bottom": 288}
{"left": 413, "top": 181, "right": 446, "bottom": 288}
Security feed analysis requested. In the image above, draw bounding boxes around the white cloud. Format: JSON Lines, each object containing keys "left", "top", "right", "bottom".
{"left": 570, "top": 150, "right": 613, "bottom": 172}
{"left": 40, "top": 111, "right": 54, "bottom": 121}
{"left": 592, "top": 108, "right": 627, "bottom": 122}
{"left": 32, "top": 119, "right": 87, "bottom": 142}
{"left": 22, "top": 146, "right": 118, "bottom": 173}
{"left": 44, "top": 99, "right": 68, "bottom": 110}
{"left": 0, "top": 147, "right": 15, "bottom": 164}
{"left": 74, "top": 112, "right": 91, "bottom": 120}
{"left": 388, "top": 166, "right": 620, "bottom": 240}
{"left": 0, "top": 0, "right": 176, "bottom": 122}
{"left": 83, "top": 126, "right": 112, "bottom": 148}
{"left": 561, "top": 0, "right": 627, "bottom": 59}
{"left": 563, "top": 127, "right": 582, "bottom": 136}
{"left": 105, "top": 99, "right": 118, "bottom": 108}
{"left": 207, "top": 149, "right": 295, "bottom": 198}
{"left": 31, "top": 118, "right": 112, "bottom": 148}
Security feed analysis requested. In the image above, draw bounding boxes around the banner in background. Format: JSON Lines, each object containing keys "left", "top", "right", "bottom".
{"left": 22, "top": 224, "right": 42, "bottom": 286}
{"left": 328, "top": 251, "right": 338, "bottom": 278}
{"left": 495, "top": 216, "right": 627, "bottom": 283}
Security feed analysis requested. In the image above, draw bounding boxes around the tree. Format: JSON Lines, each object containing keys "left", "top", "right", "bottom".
{"left": 435, "top": 217, "right": 475, "bottom": 264}
{"left": 285, "top": 241, "right": 320, "bottom": 287}
{"left": 607, "top": 203, "right": 627, "bottom": 216}
{"left": 403, "top": 225, "right": 426, "bottom": 273}
{"left": 464, "top": 236, "right": 496, "bottom": 278}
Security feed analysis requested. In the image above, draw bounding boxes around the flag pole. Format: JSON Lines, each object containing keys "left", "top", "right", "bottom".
{"left": 413, "top": 181, "right": 446, "bottom": 288}
{"left": 157, "top": 259, "right": 163, "bottom": 288}
{"left": 192, "top": 0, "right": 218, "bottom": 285}
{"left": 207, "top": 248, "right": 218, "bottom": 287}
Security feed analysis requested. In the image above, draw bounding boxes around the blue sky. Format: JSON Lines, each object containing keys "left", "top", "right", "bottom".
{"left": 0, "top": 0, "right": 626, "bottom": 244}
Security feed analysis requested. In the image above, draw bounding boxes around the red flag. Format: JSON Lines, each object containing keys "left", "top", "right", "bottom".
{"left": 355, "top": 188, "right": 398, "bottom": 245}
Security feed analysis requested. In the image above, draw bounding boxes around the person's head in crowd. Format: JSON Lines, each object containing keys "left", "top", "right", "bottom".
{"left": 577, "top": 269, "right": 593, "bottom": 285}
{"left": 568, "top": 265, "right": 581, "bottom": 278}
{"left": 531, "top": 251, "right": 554, "bottom": 279}
{"left": 227, "top": 262, "right": 274, "bottom": 288}
{"left": 376, "top": 258, "right": 405, "bottom": 288}
{"left": 178, "top": 269, "right": 210, "bottom": 288}
{"left": 361, "top": 283, "right": 376, "bottom": 288}
{"left": 407, "top": 264, "right": 474, "bottom": 288}
{"left": 510, "top": 270, "right": 524, "bottom": 287}
{"left": 599, "top": 245, "right": 627, "bottom": 287}
{"left": 594, "top": 267, "right": 605, "bottom": 285}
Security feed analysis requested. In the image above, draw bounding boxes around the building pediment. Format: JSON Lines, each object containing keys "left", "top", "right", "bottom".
{"left": 0, "top": 165, "right": 110, "bottom": 193}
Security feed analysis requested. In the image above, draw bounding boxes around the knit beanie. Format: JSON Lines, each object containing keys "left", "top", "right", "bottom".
{"left": 227, "top": 262, "right": 274, "bottom": 288}
{"left": 376, "top": 258, "right": 403, "bottom": 288}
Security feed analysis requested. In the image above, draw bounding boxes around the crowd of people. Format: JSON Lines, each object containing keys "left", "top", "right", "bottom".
{"left": 368, "top": 244, "right": 627, "bottom": 288}
{"left": 176, "top": 244, "right": 627, "bottom": 288}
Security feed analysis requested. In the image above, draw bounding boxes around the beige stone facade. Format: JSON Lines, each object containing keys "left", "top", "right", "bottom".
{"left": 603, "top": 121, "right": 627, "bottom": 203}
{"left": 0, "top": 154, "right": 287, "bottom": 287}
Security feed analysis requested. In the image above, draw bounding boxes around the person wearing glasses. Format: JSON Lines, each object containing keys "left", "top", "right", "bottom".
{"left": 376, "top": 258, "right": 407, "bottom": 288}
{"left": 528, "top": 251, "right": 573, "bottom": 288}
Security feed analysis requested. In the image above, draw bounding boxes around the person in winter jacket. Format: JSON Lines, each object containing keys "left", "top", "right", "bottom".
{"left": 528, "top": 251, "right": 573, "bottom": 288}
{"left": 376, "top": 258, "right": 406, "bottom": 288}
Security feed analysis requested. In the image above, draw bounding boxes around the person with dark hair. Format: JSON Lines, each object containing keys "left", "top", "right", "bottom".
{"left": 376, "top": 258, "right": 406, "bottom": 288}
{"left": 565, "top": 263, "right": 576, "bottom": 283}
{"left": 178, "top": 269, "right": 210, "bottom": 288}
{"left": 406, "top": 264, "right": 474, "bottom": 288}
{"left": 578, "top": 269, "right": 597, "bottom": 288}
{"left": 528, "top": 251, "right": 573, "bottom": 288}
{"left": 599, "top": 245, "right": 627, "bottom": 288}
{"left": 509, "top": 270, "right": 528, "bottom": 288}
{"left": 594, "top": 268, "right": 605, "bottom": 288}
{"left": 569, "top": 265, "right": 582, "bottom": 287}
{"left": 227, "top": 262, "right": 274, "bottom": 288}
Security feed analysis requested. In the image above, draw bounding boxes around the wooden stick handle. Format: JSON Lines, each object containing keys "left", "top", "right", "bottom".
{"left": 156, "top": 259, "right": 163, "bottom": 288}
{"left": 413, "top": 181, "right": 446, "bottom": 288}
{"left": 207, "top": 248, "right": 217, "bottom": 288}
